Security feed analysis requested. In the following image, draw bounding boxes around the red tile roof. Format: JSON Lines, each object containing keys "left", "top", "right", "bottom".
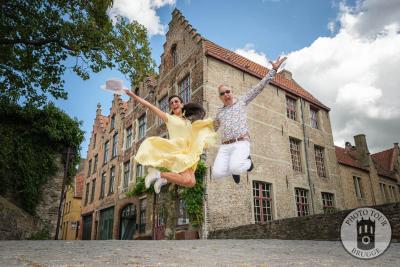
{"left": 371, "top": 147, "right": 397, "bottom": 179}
{"left": 202, "top": 39, "right": 329, "bottom": 111}
{"left": 335, "top": 146, "right": 368, "bottom": 171}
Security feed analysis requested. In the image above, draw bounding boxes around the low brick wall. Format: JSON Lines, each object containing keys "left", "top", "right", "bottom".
{"left": 209, "top": 202, "right": 400, "bottom": 242}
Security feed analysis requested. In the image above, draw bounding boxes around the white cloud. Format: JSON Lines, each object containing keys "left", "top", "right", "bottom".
{"left": 338, "top": 0, "right": 400, "bottom": 39}
{"left": 235, "top": 0, "right": 400, "bottom": 152}
{"left": 109, "top": 0, "right": 176, "bottom": 36}
{"left": 235, "top": 43, "right": 270, "bottom": 67}
{"left": 286, "top": 0, "right": 400, "bottom": 152}
{"left": 327, "top": 20, "right": 336, "bottom": 34}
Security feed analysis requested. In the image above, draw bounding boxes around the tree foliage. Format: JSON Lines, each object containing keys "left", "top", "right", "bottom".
{"left": 0, "top": 0, "right": 155, "bottom": 106}
{"left": 0, "top": 99, "right": 84, "bottom": 214}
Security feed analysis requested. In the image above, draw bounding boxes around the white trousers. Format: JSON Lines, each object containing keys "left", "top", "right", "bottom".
{"left": 212, "top": 140, "right": 251, "bottom": 178}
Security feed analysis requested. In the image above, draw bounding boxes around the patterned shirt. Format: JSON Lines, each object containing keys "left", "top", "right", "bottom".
{"left": 215, "top": 69, "right": 276, "bottom": 143}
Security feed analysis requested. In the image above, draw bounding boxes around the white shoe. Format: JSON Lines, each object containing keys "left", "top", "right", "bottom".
{"left": 145, "top": 168, "right": 160, "bottom": 189}
{"left": 154, "top": 178, "right": 167, "bottom": 194}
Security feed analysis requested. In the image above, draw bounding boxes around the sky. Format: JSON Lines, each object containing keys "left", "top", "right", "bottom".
{"left": 53, "top": 0, "right": 400, "bottom": 156}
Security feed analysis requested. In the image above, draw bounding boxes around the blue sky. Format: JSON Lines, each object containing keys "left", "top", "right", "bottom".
{"left": 52, "top": 0, "right": 400, "bottom": 156}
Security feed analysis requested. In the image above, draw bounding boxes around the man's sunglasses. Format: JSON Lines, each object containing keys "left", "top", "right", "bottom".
{"left": 219, "top": 90, "right": 231, "bottom": 96}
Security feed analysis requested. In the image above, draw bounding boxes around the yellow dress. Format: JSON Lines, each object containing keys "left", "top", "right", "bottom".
{"left": 135, "top": 113, "right": 217, "bottom": 173}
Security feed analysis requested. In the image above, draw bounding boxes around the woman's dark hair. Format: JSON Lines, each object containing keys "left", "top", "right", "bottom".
{"left": 183, "top": 102, "right": 205, "bottom": 122}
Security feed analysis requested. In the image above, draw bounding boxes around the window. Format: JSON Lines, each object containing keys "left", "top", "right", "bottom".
{"left": 389, "top": 185, "right": 398, "bottom": 202}
{"left": 138, "top": 114, "right": 146, "bottom": 139}
{"left": 140, "top": 198, "right": 147, "bottom": 233}
{"left": 286, "top": 96, "right": 297, "bottom": 120}
{"left": 110, "top": 115, "right": 115, "bottom": 130}
{"left": 157, "top": 207, "right": 165, "bottom": 226}
{"left": 125, "top": 126, "right": 132, "bottom": 149}
{"left": 109, "top": 166, "right": 115, "bottom": 195}
{"left": 171, "top": 44, "right": 178, "bottom": 67}
{"left": 322, "top": 192, "right": 335, "bottom": 213}
{"left": 253, "top": 181, "right": 273, "bottom": 223}
{"left": 179, "top": 76, "right": 190, "bottom": 104}
{"left": 93, "top": 154, "right": 98, "bottom": 174}
{"left": 123, "top": 161, "right": 131, "bottom": 189}
{"left": 353, "top": 176, "right": 363, "bottom": 198}
{"left": 158, "top": 96, "right": 169, "bottom": 125}
{"left": 84, "top": 183, "right": 90, "bottom": 206}
{"left": 177, "top": 198, "right": 189, "bottom": 225}
{"left": 93, "top": 133, "right": 96, "bottom": 148}
{"left": 100, "top": 172, "right": 106, "bottom": 199}
{"left": 380, "top": 183, "right": 389, "bottom": 202}
{"left": 103, "top": 141, "right": 109, "bottom": 164}
{"left": 136, "top": 163, "right": 144, "bottom": 179}
{"left": 314, "top": 146, "right": 326, "bottom": 177}
{"left": 90, "top": 179, "right": 96, "bottom": 203}
{"left": 289, "top": 138, "right": 302, "bottom": 172}
{"left": 295, "top": 188, "right": 309, "bottom": 216}
{"left": 87, "top": 159, "right": 92, "bottom": 177}
{"left": 310, "top": 107, "right": 319, "bottom": 129}
{"left": 112, "top": 133, "right": 118, "bottom": 158}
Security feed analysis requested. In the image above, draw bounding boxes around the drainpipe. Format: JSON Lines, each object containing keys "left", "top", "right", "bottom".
{"left": 300, "top": 99, "right": 315, "bottom": 214}
{"left": 367, "top": 155, "right": 377, "bottom": 205}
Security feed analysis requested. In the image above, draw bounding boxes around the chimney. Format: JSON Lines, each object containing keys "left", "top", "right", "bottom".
{"left": 281, "top": 69, "right": 292, "bottom": 80}
{"left": 354, "top": 134, "right": 370, "bottom": 167}
{"left": 392, "top": 143, "right": 399, "bottom": 172}
{"left": 345, "top": 141, "right": 353, "bottom": 151}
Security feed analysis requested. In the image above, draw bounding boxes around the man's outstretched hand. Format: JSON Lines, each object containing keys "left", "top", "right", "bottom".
{"left": 270, "top": 56, "right": 287, "bottom": 71}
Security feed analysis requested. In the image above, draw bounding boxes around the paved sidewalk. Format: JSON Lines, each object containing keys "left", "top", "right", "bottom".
{"left": 0, "top": 239, "right": 399, "bottom": 267}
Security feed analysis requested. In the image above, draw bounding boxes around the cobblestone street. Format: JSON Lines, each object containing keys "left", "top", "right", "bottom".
{"left": 0, "top": 239, "right": 399, "bottom": 267}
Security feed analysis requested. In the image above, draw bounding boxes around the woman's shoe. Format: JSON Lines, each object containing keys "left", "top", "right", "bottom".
{"left": 145, "top": 168, "right": 160, "bottom": 189}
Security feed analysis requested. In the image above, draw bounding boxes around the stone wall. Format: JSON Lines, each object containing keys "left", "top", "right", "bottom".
{"left": 35, "top": 155, "right": 65, "bottom": 239}
{"left": 209, "top": 202, "right": 400, "bottom": 242}
{"left": 0, "top": 154, "right": 64, "bottom": 240}
{"left": 0, "top": 196, "right": 42, "bottom": 240}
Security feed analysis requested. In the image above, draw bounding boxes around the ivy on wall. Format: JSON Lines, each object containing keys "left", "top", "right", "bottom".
{"left": 0, "top": 100, "right": 84, "bottom": 214}
{"left": 181, "top": 160, "right": 207, "bottom": 227}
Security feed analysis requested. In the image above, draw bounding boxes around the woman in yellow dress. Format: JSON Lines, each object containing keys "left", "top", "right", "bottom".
{"left": 124, "top": 89, "right": 217, "bottom": 193}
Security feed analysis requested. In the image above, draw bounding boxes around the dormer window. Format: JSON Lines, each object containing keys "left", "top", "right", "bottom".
{"left": 171, "top": 44, "right": 177, "bottom": 67}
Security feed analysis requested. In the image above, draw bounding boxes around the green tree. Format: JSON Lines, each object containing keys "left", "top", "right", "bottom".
{"left": 0, "top": 0, "right": 155, "bottom": 106}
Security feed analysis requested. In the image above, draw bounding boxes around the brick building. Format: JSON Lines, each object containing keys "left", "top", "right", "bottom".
{"left": 79, "top": 9, "right": 399, "bottom": 240}
{"left": 335, "top": 134, "right": 399, "bottom": 210}
{"left": 60, "top": 160, "right": 85, "bottom": 240}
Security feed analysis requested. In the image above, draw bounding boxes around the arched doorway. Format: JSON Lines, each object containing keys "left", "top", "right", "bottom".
{"left": 120, "top": 204, "right": 136, "bottom": 240}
